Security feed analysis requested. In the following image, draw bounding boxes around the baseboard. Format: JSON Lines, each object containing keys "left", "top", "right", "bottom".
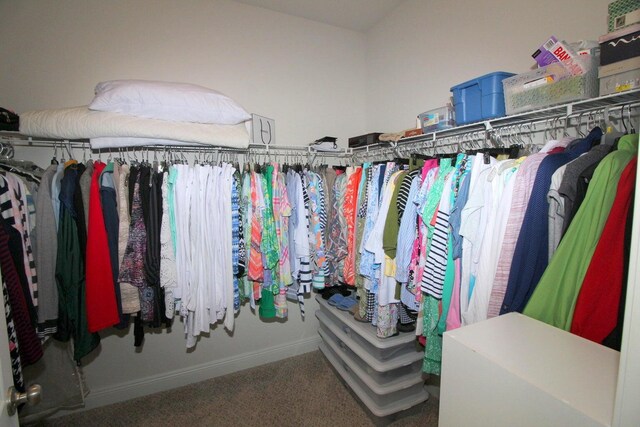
{"left": 52, "top": 335, "right": 322, "bottom": 416}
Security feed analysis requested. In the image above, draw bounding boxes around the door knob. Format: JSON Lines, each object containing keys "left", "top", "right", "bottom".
{"left": 6, "top": 384, "right": 41, "bottom": 416}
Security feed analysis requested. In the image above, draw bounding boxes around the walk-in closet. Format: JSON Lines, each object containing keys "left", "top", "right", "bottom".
{"left": 1, "top": 1, "right": 639, "bottom": 426}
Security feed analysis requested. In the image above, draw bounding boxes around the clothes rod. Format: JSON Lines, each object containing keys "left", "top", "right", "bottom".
{"left": 0, "top": 134, "right": 352, "bottom": 157}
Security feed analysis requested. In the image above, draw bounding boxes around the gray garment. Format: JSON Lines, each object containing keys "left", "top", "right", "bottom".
{"left": 557, "top": 144, "right": 612, "bottom": 229}
{"left": 547, "top": 163, "right": 569, "bottom": 262}
{"left": 35, "top": 164, "right": 59, "bottom": 335}
{"left": 50, "top": 164, "right": 64, "bottom": 230}
{"left": 79, "top": 160, "right": 94, "bottom": 232}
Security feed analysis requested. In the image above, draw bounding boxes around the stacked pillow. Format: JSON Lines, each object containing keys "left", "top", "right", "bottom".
{"left": 89, "top": 79, "right": 251, "bottom": 125}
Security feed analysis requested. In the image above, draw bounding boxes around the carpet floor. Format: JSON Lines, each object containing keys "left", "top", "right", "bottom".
{"left": 32, "top": 349, "right": 439, "bottom": 427}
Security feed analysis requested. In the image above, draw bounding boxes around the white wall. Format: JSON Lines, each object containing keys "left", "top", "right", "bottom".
{"left": 365, "top": 0, "right": 609, "bottom": 132}
{"left": 0, "top": 0, "right": 367, "bottom": 148}
{"left": 0, "top": 0, "right": 366, "bottom": 409}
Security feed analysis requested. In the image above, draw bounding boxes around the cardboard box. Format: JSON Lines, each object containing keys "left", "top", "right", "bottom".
{"left": 348, "top": 132, "right": 382, "bottom": 148}
{"left": 599, "top": 68, "right": 640, "bottom": 95}
{"left": 403, "top": 128, "right": 423, "bottom": 138}
{"left": 599, "top": 23, "right": 640, "bottom": 65}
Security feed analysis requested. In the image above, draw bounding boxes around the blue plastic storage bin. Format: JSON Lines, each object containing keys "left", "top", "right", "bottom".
{"left": 450, "top": 71, "right": 515, "bottom": 125}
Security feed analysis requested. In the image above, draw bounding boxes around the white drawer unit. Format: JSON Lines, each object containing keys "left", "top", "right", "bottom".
{"left": 439, "top": 313, "right": 619, "bottom": 427}
{"left": 315, "top": 296, "right": 428, "bottom": 417}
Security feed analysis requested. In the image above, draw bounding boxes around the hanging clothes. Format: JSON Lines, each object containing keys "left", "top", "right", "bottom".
{"left": 486, "top": 138, "right": 572, "bottom": 319}
{"left": 85, "top": 161, "right": 119, "bottom": 332}
{"left": 54, "top": 164, "right": 100, "bottom": 362}
{"left": 463, "top": 157, "right": 521, "bottom": 325}
{"left": 524, "top": 133, "right": 638, "bottom": 330}
{"left": 570, "top": 157, "right": 636, "bottom": 344}
{"left": 34, "top": 164, "right": 59, "bottom": 336}
{"left": 0, "top": 218, "right": 42, "bottom": 367}
{"left": 502, "top": 128, "right": 602, "bottom": 314}
{"left": 160, "top": 168, "right": 177, "bottom": 318}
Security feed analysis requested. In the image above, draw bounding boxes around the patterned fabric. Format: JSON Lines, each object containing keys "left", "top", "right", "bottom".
{"left": 0, "top": 222, "right": 43, "bottom": 368}
{"left": 422, "top": 295, "right": 442, "bottom": 375}
{"left": 322, "top": 168, "right": 336, "bottom": 280}
{"left": 398, "top": 303, "right": 414, "bottom": 324}
{"left": 241, "top": 172, "right": 253, "bottom": 302}
{"left": 410, "top": 162, "right": 438, "bottom": 293}
{"left": 235, "top": 172, "right": 246, "bottom": 279}
{"left": 421, "top": 171, "right": 454, "bottom": 299}
{"left": 305, "top": 171, "right": 326, "bottom": 287}
{"left": 231, "top": 174, "right": 241, "bottom": 312}
{"left": 487, "top": 152, "right": 549, "bottom": 318}
{"left": 395, "top": 176, "right": 420, "bottom": 284}
{"left": 336, "top": 173, "right": 350, "bottom": 284}
{"left": 376, "top": 302, "right": 398, "bottom": 338}
{"left": 343, "top": 167, "right": 362, "bottom": 286}
{"left": 273, "top": 168, "right": 293, "bottom": 288}
{"left": 359, "top": 165, "right": 381, "bottom": 280}
{"left": 296, "top": 171, "right": 313, "bottom": 317}
{"left": 119, "top": 172, "right": 153, "bottom": 321}
{"left": 365, "top": 288, "right": 375, "bottom": 322}
{"left": 357, "top": 164, "right": 371, "bottom": 219}
{"left": 261, "top": 165, "right": 279, "bottom": 271}
{"left": 116, "top": 163, "right": 140, "bottom": 315}
{"left": 248, "top": 172, "right": 264, "bottom": 284}
{"left": 0, "top": 174, "right": 38, "bottom": 308}
{"left": 355, "top": 165, "right": 370, "bottom": 317}
{"left": 317, "top": 169, "right": 329, "bottom": 278}
{"left": 452, "top": 154, "right": 470, "bottom": 197}
{"left": 3, "top": 279, "right": 23, "bottom": 391}
{"left": 421, "top": 160, "right": 455, "bottom": 252}
{"left": 396, "top": 169, "right": 420, "bottom": 226}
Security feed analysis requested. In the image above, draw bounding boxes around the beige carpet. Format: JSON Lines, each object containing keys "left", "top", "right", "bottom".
{"left": 33, "top": 349, "right": 439, "bottom": 427}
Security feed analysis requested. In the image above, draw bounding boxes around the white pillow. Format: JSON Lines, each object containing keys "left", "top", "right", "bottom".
{"left": 89, "top": 80, "right": 251, "bottom": 125}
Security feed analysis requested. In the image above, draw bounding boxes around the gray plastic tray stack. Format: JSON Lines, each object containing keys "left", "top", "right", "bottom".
{"left": 315, "top": 296, "right": 428, "bottom": 417}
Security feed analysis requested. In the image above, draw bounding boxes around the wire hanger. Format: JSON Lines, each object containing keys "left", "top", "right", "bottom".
{"left": 51, "top": 141, "right": 59, "bottom": 165}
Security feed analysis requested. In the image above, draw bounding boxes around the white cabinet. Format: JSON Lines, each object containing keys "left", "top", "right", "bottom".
{"left": 439, "top": 312, "right": 619, "bottom": 427}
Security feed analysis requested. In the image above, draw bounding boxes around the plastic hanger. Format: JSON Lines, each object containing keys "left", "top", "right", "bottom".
{"left": 51, "top": 141, "right": 59, "bottom": 165}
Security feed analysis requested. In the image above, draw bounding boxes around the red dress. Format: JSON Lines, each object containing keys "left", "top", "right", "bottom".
{"left": 86, "top": 161, "right": 119, "bottom": 332}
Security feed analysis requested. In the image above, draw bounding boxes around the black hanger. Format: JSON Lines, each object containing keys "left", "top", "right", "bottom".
{"left": 410, "top": 153, "right": 434, "bottom": 160}
{"left": 393, "top": 157, "right": 410, "bottom": 165}
{"left": 508, "top": 144, "right": 522, "bottom": 159}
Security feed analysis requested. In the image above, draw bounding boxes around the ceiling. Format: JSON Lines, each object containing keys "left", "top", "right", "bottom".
{"left": 233, "top": 0, "right": 405, "bottom": 32}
